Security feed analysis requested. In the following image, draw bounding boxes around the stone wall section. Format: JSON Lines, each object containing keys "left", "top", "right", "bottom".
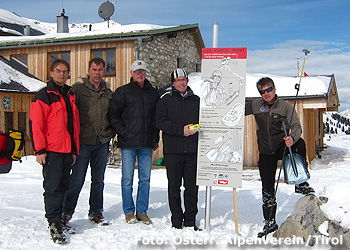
{"left": 138, "top": 30, "right": 201, "bottom": 87}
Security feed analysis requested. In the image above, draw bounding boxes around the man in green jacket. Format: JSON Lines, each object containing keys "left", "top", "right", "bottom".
{"left": 62, "top": 58, "right": 114, "bottom": 225}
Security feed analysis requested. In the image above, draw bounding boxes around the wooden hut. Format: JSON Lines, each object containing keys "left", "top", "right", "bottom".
{"left": 0, "top": 20, "right": 204, "bottom": 164}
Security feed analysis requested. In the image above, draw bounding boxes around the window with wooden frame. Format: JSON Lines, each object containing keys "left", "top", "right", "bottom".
{"left": 91, "top": 49, "right": 116, "bottom": 76}
{"left": 47, "top": 52, "right": 70, "bottom": 79}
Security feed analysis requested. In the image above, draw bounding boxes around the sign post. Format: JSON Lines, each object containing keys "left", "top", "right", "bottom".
{"left": 197, "top": 47, "right": 247, "bottom": 233}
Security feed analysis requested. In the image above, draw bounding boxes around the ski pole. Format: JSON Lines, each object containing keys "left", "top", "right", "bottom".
{"left": 294, "top": 49, "right": 311, "bottom": 109}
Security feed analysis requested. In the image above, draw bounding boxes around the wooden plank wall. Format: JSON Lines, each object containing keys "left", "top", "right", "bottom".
{"left": 243, "top": 115, "right": 259, "bottom": 168}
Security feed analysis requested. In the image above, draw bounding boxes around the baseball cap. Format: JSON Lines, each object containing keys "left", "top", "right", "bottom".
{"left": 131, "top": 60, "right": 148, "bottom": 72}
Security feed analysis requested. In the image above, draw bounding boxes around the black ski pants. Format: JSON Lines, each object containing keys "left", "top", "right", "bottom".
{"left": 258, "top": 138, "right": 307, "bottom": 221}
{"left": 164, "top": 153, "right": 198, "bottom": 228}
{"left": 42, "top": 151, "right": 73, "bottom": 224}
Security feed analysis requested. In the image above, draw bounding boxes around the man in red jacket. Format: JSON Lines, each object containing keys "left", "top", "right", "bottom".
{"left": 29, "top": 59, "right": 80, "bottom": 244}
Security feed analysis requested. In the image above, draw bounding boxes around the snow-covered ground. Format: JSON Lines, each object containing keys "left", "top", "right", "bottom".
{"left": 0, "top": 135, "right": 349, "bottom": 249}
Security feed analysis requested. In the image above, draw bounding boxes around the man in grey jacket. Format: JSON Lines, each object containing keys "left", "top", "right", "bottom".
{"left": 245, "top": 77, "right": 314, "bottom": 237}
{"left": 62, "top": 58, "right": 114, "bottom": 225}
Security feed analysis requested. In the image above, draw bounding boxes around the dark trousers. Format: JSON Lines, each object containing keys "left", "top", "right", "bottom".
{"left": 42, "top": 152, "right": 73, "bottom": 224}
{"left": 63, "top": 141, "right": 109, "bottom": 217}
{"left": 164, "top": 153, "right": 198, "bottom": 228}
{"left": 258, "top": 138, "right": 307, "bottom": 221}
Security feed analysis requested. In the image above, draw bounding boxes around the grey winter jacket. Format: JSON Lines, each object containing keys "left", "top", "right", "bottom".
{"left": 72, "top": 75, "right": 115, "bottom": 145}
{"left": 245, "top": 96, "right": 302, "bottom": 155}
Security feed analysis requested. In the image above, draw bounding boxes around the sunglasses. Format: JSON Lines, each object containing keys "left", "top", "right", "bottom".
{"left": 259, "top": 86, "right": 274, "bottom": 95}
{"left": 134, "top": 70, "right": 146, "bottom": 75}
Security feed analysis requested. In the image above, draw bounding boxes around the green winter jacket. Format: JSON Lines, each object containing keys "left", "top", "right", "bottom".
{"left": 72, "top": 74, "right": 115, "bottom": 145}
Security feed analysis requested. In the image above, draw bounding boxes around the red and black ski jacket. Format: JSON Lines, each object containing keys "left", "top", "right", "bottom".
{"left": 30, "top": 80, "right": 80, "bottom": 155}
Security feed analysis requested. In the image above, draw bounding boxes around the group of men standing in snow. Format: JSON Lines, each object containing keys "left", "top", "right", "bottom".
{"left": 29, "top": 57, "right": 314, "bottom": 244}
{"left": 29, "top": 58, "right": 200, "bottom": 243}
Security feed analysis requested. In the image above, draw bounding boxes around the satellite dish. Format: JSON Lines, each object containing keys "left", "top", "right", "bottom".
{"left": 98, "top": 1, "right": 115, "bottom": 21}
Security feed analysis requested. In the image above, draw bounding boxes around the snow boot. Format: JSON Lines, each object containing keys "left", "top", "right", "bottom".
{"left": 61, "top": 213, "right": 76, "bottom": 234}
{"left": 49, "top": 222, "right": 67, "bottom": 244}
{"left": 259, "top": 190, "right": 278, "bottom": 237}
{"left": 89, "top": 214, "right": 110, "bottom": 226}
{"left": 61, "top": 212, "right": 72, "bottom": 224}
{"left": 257, "top": 219, "right": 278, "bottom": 238}
{"left": 295, "top": 182, "right": 315, "bottom": 195}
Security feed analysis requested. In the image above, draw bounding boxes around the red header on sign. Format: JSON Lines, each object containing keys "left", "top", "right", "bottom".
{"left": 202, "top": 47, "right": 247, "bottom": 59}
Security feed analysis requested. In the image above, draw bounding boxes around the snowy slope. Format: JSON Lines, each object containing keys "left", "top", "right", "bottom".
{"left": 323, "top": 110, "right": 350, "bottom": 135}
{"left": 24, "top": 18, "right": 122, "bottom": 34}
{"left": 0, "top": 135, "right": 349, "bottom": 249}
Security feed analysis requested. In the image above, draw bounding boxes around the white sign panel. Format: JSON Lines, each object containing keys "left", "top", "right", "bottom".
{"left": 197, "top": 48, "right": 247, "bottom": 188}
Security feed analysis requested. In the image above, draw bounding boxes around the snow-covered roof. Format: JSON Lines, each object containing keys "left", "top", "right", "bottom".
{"left": 0, "top": 17, "right": 198, "bottom": 48}
{"left": 0, "top": 9, "right": 48, "bottom": 35}
{"left": 0, "top": 26, "right": 23, "bottom": 36}
{"left": 0, "top": 58, "right": 46, "bottom": 92}
{"left": 245, "top": 73, "right": 332, "bottom": 99}
{"left": 188, "top": 72, "right": 333, "bottom": 99}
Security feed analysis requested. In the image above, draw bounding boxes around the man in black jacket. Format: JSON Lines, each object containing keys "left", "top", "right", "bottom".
{"left": 245, "top": 77, "right": 314, "bottom": 237}
{"left": 109, "top": 60, "right": 159, "bottom": 225}
{"left": 156, "top": 68, "right": 200, "bottom": 230}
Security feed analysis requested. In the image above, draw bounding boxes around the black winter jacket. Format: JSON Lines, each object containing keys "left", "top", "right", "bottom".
{"left": 156, "top": 86, "right": 199, "bottom": 154}
{"left": 245, "top": 96, "right": 302, "bottom": 155}
{"left": 109, "top": 78, "right": 159, "bottom": 148}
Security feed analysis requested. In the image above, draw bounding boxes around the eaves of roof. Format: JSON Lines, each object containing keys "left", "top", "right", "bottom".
{"left": 0, "top": 23, "right": 202, "bottom": 49}
{"left": 245, "top": 94, "right": 329, "bottom": 102}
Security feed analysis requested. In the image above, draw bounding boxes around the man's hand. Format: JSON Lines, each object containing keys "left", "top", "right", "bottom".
{"left": 283, "top": 136, "right": 294, "bottom": 147}
{"left": 36, "top": 153, "right": 47, "bottom": 165}
{"left": 72, "top": 154, "right": 77, "bottom": 165}
{"left": 184, "top": 124, "right": 196, "bottom": 137}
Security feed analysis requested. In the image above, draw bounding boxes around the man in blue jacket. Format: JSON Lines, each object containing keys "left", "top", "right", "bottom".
{"left": 156, "top": 68, "right": 200, "bottom": 230}
{"left": 109, "top": 60, "right": 159, "bottom": 225}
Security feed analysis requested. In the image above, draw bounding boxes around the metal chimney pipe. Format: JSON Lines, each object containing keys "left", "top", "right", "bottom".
{"left": 212, "top": 22, "right": 219, "bottom": 48}
{"left": 57, "top": 9, "right": 69, "bottom": 33}
{"left": 23, "top": 25, "right": 31, "bottom": 36}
